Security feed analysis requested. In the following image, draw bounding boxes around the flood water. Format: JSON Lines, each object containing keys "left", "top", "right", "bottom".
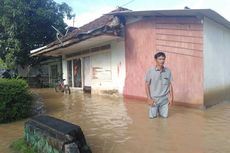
{"left": 1, "top": 88, "right": 230, "bottom": 153}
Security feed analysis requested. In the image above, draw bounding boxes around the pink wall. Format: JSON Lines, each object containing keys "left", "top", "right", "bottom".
{"left": 124, "top": 17, "right": 204, "bottom": 107}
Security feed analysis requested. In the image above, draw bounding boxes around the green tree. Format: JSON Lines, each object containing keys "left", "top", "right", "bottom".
{"left": 0, "top": 0, "right": 74, "bottom": 68}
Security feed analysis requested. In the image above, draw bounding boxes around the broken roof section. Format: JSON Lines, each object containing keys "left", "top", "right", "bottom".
{"left": 31, "top": 7, "right": 130, "bottom": 56}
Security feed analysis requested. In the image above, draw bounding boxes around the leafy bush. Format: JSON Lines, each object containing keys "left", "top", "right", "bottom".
{"left": 10, "top": 138, "right": 36, "bottom": 153}
{"left": 0, "top": 78, "right": 32, "bottom": 123}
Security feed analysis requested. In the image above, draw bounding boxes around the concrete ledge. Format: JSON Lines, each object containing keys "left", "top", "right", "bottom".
{"left": 24, "top": 115, "right": 92, "bottom": 153}
{"left": 204, "top": 86, "right": 230, "bottom": 108}
{"left": 173, "top": 101, "right": 205, "bottom": 109}
{"left": 92, "top": 89, "right": 121, "bottom": 97}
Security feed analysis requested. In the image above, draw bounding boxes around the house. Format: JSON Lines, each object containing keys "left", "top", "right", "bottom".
{"left": 31, "top": 7, "right": 127, "bottom": 93}
{"left": 17, "top": 57, "right": 62, "bottom": 87}
{"left": 31, "top": 8, "right": 230, "bottom": 108}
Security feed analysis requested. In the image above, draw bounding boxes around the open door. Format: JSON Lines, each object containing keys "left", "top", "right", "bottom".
{"left": 73, "top": 59, "right": 82, "bottom": 88}
{"left": 83, "top": 56, "right": 91, "bottom": 92}
{"left": 50, "top": 64, "right": 58, "bottom": 85}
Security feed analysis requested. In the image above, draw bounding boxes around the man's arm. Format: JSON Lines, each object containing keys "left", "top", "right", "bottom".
{"left": 145, "top": 82, "right": 154, "bottom": 106}
{"left": 168, "top": 82, "right": 174, "bottom": 105}
{"left": 145, "top": 69, "right": 155, "bottom": 106}
{"left": 145, "top": 82, "right": 151, "bottom": 98}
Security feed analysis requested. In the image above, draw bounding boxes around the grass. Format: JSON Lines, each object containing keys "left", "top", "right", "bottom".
{"left": 10, "top": 138, "right": 36, "bottom": 153}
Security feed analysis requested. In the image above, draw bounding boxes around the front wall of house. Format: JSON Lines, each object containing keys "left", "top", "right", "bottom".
{"left": 203, "top": 17, "right": 230, "bottom": 107}
{"left": 111, "top": 40, "right": 126, "bottom": 93}
{"left": 91, "top": 40, "right": 126, "bottom": 94}
{"left": 62, "top": 40, "right": 126, "bottom": 95}
{"left": 124, "top": 17, "right": 204, "bottom": 107}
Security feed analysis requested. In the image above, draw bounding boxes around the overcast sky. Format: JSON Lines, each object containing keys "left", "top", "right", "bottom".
{"left": 54, "top": 0, "right": 230, "bottom": 27}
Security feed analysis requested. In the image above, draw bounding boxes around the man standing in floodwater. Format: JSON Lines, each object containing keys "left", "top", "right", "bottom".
{"left": 145, "top": 52, "right": 174, "bottom": 118}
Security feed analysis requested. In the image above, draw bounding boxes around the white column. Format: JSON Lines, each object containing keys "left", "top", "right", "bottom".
{"left": 62, "top": 57, "right": 68, "bottom": 85}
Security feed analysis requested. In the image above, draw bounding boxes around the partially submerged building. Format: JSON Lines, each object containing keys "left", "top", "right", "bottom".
{"left": 17, "top": 57, "right": 62, "bottom": 87}
{"left": 31, "top": 8, "right": 230, "bottom": 108}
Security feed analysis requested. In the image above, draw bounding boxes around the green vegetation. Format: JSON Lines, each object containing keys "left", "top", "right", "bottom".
{"left": 0, "top": 79, "right": 32, "bottom": 123}
{"left": 10, "top": 138, "right": 36, "bottom": 153}
{"left": 0, "top": 0, "right": 74, "bottom": 68}
{"left": 24, "top": 126, "right": 60, "bottom": 153}
{"left": 0, "top": 58, "right": 7, "bottom": 69}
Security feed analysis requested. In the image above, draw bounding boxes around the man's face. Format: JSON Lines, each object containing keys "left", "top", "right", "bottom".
{"left": 155, "top": 56, "right": 165, "bottom": 67}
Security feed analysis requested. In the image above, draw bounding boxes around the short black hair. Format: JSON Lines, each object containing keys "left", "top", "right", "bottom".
{"left": 154, "top": 52, "right": 166, "bottom": 59}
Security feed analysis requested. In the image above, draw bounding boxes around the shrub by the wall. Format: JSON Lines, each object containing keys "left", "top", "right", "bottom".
{"left": 0, "top": 79, "right": 32, "bottom": 123}
{"left": 10, "top": 138, "right": 36, "bottom": 153}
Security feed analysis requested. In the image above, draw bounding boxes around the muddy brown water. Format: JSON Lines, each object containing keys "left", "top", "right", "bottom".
{"left": 1, "top": 88, "right": 230, "bottom": 153}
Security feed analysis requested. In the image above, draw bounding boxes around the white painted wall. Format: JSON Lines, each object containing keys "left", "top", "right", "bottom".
{"left": 83, "top": 56, "right": 91, "bottom": 86}
{"left": 111, "top": 39, "right": 126, "bottom": 94}
{"left": 62, "top": 57, "right": 68, "bottom": 85}
{"left": 90, "top": 39, "right": 126, "bottom": 94}
{"left": 204, "top": 17, "right": 230, "bottom": 91}
{"left": 91, "top": 51, "right": 112, "bottom": 89}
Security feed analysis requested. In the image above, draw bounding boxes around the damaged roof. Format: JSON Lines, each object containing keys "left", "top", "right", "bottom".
{"left": 31, "top": 7, "right": 129, "bottom": 56}
{"left": 48, "top": 7, "right": 129, "bottom": 47}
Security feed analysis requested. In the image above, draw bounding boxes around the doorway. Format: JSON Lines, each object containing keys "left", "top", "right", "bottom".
{"left": 73, "top": 59, "right": 82, "bottom": 88}
{"left": 50, "top": 64, "right": 58, "bottom": 85}
{"left": 83, "top": 56, "right": 91, "bottom": 92}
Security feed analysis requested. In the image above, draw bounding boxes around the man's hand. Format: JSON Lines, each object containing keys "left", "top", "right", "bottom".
{"left": 169, "top": 98, "right": 173, "bottom": 106}
{"left": 168, "top": 82, "right": 174, "bottom": 106}
{"left": 147, "top": 98, "right": 155, "bottom": 106}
